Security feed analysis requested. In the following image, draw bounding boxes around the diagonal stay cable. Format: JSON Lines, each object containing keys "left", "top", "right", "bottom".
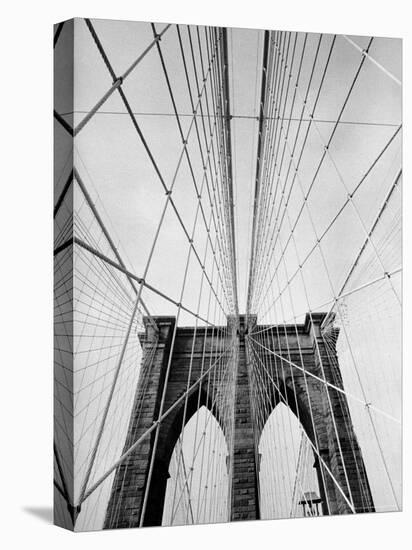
{"left": 342, "top": 35, "right": 401, "bottom": 87}
{"left": 54, "top": 21, "right": 65, "bottom": 48}
{"left": 254, "top": 36, "right": 376, "bottom": 314}
{"left": 152, "top": 23, "right": 235, "bottom": 314}
{"left": 257, "top": 123, "right": 401, "bottom": 320}
{"left": 72, "top": 166, "right": 156, "bottom": 329}
{"left": 54, "top": 109, "right": 74, "bottom": 136}
{"left": 175, "top": 25, "right": 234, "bottom": 309}
{"left": 252, "top": 32, "right": 325, "bottom": 308}
{"left": 247, "top": 336, "right": 356, "bottom": 513}
{"left": 252, "top": 32, "right": 332, "bottom": 311}
{"left": 253, "top": 265, "right": 401, "bottom": 334}
{"left": 73, "top": 20, "right": 171, "bottom": 136}
{"left": 54, "top": 441, "right": 78, "bottom": 522}
{"left": 73, "top": 237, "right": 226, "bottom": 330}
{"left": 78, "top": 344, "right": 231, "bottom": 506}
{"left": 320, "top": 169, "right": 402, "bottom": 328}
{"left": 84, "top": 19, "right": 228, "bottom": 316}
{"left": 248, "top": 335, "right": 399, "bottom": 424}
{"left": 54, "top": 169, "right": 74, "bottom": 218}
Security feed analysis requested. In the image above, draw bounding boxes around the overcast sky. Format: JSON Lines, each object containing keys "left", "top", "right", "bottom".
{"left": 61, "top": 20, "right": 402, "bottom": 322}
{"left": 54, "top": 19, "right": 402, "bottom": 530}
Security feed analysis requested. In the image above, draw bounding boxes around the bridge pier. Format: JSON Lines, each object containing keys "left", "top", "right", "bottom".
{"left": 104, "top": 313, "right": 374, "bottom": 529}
{"left": 104, "top": 316, "right": 177, "bottom": 528}
{"left": 230, "top": 315, "right": 260, "bottom": 521}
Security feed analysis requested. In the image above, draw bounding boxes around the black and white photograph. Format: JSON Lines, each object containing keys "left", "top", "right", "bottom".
{"left": 53, "top": 17, "right": 402, "bottom": 532}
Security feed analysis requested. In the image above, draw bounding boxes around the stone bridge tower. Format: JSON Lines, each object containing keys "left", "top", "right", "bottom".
{"left": 104, "top": 313, "right": 374, "bottom": 528}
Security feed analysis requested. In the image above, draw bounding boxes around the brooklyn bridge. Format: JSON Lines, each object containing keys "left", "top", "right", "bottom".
{"left": 53, "top": 19, "right": 402, "bottom": 530}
